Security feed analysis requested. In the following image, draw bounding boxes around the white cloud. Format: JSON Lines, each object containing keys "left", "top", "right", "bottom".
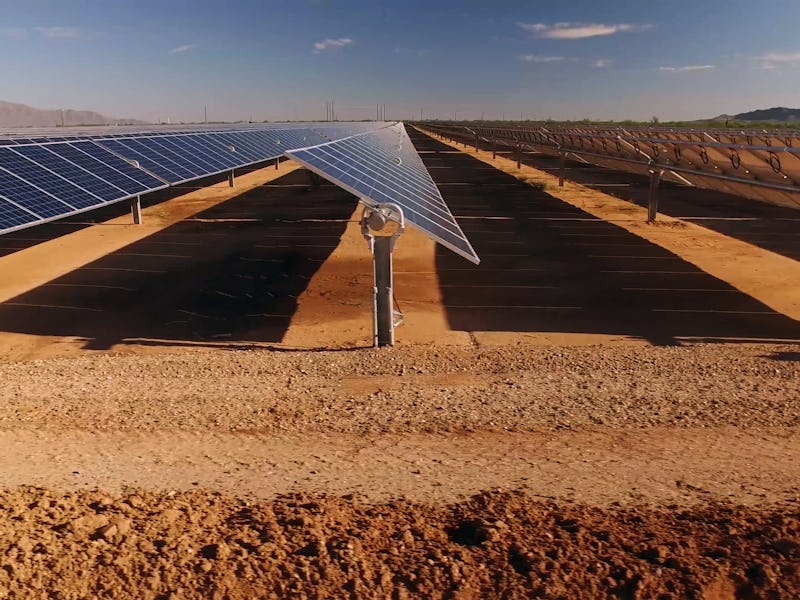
{"left": 592, "top": 58, "right": 612, "bottom": 68}
{"left": 169, "top": 44, "right": 197, "bottom": 54}
{"left": 35, "top": 26, "right": 82, "bottom": 39}
{"left": 519, "top": 55, "right": 566, "bottom": 63}
{"left": 313, "top": 37, "right": 353, "bottom": 54}
{"left": 756, "top": 52, "right": 800, "bottom": 63}
{"left": 752, "top": 52, "right": 800, "bottom": 70}
{"left": 1, "top": 28, "right": 29, "bottom": 40}
{"left": 518, "top": 22, "right": 653, "bottom": 40}
{"left": 659, "top": 64, "right": 716, "bottom": 72}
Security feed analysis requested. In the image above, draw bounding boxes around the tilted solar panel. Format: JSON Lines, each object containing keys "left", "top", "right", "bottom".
{"left": 0, "top": 123, "right": 388, "bottom": 235}
{"left": 286, "top": 122, "right": 480, "bottom": 264}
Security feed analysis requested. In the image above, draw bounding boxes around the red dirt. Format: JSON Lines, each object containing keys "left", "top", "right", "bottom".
{"left": 1, "top": 488, "right": 798, "bottom": 599}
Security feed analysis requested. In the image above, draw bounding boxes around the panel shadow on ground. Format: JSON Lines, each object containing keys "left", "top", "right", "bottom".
{"left": 0, "top": 169, "right": 357, "bottom": 350}
{"left": 485, "top": 144, "right": 800, "bottom": 263}
{"left": 410, "top": 130, "right": 800, "bottom": 345}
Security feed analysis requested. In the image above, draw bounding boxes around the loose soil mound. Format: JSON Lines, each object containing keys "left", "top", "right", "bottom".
{"left": 1, "top": 487, "right": 797, "bottom": 599}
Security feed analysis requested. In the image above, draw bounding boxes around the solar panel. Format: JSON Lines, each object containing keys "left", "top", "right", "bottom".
{"left": 286, "top": 122, "right": 480, "bottom": 264}
{"left": 0, "top": 122, "right": 391, "bottom": 235}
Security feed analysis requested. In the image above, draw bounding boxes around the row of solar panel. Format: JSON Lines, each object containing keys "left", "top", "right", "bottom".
{"left": 0, "top": 123, "right": 382, "bottom": 146}
{"left": 0, "top": 123, "right": 384, "bottom": 234}
{"left": 427, "top": 124, "right": 800, "bottom": 209}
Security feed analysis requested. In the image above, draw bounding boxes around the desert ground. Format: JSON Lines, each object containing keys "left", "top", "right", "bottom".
{"left": 0, "top": 129, "right": 798, "bottom": 598}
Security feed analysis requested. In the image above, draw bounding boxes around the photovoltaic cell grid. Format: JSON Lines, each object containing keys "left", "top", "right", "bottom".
{"left": 0, "top": 122, "right": 383, "bottom": 235}
{"left": 426, "top": 123, "right": 800, "bottom": 208}
{"left": 286, "top": 122, "right": 480, "bottom": 264}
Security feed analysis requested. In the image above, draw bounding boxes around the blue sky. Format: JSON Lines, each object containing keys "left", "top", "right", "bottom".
{"left": 1, "top": 0, "right": 798, "bottom": 123}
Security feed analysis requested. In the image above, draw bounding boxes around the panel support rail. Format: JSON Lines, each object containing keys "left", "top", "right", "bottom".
{"left": 361, "top": 203, "right": 405, "bottom": 347}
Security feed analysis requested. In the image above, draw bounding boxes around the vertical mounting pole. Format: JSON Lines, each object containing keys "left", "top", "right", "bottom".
{"left": 474, "top": 133, "right": 479, "bottom": 153}
{"left": 228, "top": 170, "right": 235, "bottom": 188}
{"left": 362, "top": 205, "right": 405, "bottom": 348}
{"left": 492, "top": 137, "right": 496, "bottom": 159}
{"left": 373, "top": 235, "right": 395, "bottom": 347}
{"left": 648, "top": 168, "right": 663, "bottom": 223}
{"left": 275, "top": 157, "right": 279, "bottom": 170}
{"left": 516, "top": 142, "right": 521, "bottom": 169}
{"left": 130, "top": 195, "right": 142, "bottom": 225}
{"left": 559, "top": 151, "right": 566, "bottom": 187}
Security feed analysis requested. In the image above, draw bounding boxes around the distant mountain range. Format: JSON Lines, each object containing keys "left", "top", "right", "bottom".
{"left": 0, "top": 100, "right": 147, "bottom": 128}
{"left": 712, "top": 107, "right": 800, "bottom": 122}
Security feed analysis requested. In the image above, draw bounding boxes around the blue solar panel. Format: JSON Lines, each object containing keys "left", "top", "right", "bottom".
{"left": 148, "top": 136, "right": 218, "bottom": 175}
{"left": 0, "top": 148, "right": 100, "bottom": 209}
{"left": 0, "top": 122, "right": 406, "bottom": 236}
{"left": 65, "top": 141, "right": 166, "bottom": 191}
{"left": 189, "top": 135, "right": 241, "bottom": 169}
{"left": 286, "top": 123, "right": 479, "bottom": 264}
{"left": 117, "top": 138, "right": 200, "bottom": 180}
{"left": 0, "top": 196, "right": 39, "bottom": 229}
{"left": 0, "top": 167, "right": 75, "bottom": 217}
{"left": 213, "top": 132, "right": 264, "bottom": 163}
{"left": 96, "top": 138, "right": 182, "bottom": 182}
{"left": 12, "top": 145, "right": 128, "bottom": 202}
{"left": 169, "top": 136, "right": 230, "bottom": 171}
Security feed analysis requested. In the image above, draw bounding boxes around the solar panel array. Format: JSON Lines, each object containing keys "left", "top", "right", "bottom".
{"left": 0, "top": 122, "right": 384, "bottom": 235}
{"left": 286, "top": 122, "right": 480, "bottom": 264}
{"left": 423, "top": 123, "right": 800, "bottom": 209}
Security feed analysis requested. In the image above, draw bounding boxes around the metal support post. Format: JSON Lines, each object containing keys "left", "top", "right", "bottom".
{"left": 228, "top": 170, "right": 235, "bottom": 188}
{"left": 373, "top": 236, "right": 394, "bottom": 347}
{"left": 275, "top": 158, "right": 279, "bottom": 170}
{"left": 559, "top": 151, "right": 566, "bottom": 187}
{"left": 130, "top": 195, "right": 142, "bottom": 225}
{"left": 361, "top": 204, "right": 405, "bottom": 347}
{"left": 492, "top": 137, "right": 496, "bottom": 159}
{"left": 474, "top": 133, "right": 479, "bottom": 153}
{"left": 516, "top": 142, "right": 521, "bottom": 169}
{"left": 647, "top": 168, "right": 663, "bottom": 223}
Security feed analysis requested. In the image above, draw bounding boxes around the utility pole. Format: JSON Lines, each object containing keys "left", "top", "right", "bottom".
{"left": 204, "top": 105, "right": 208, "bottom": 124}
